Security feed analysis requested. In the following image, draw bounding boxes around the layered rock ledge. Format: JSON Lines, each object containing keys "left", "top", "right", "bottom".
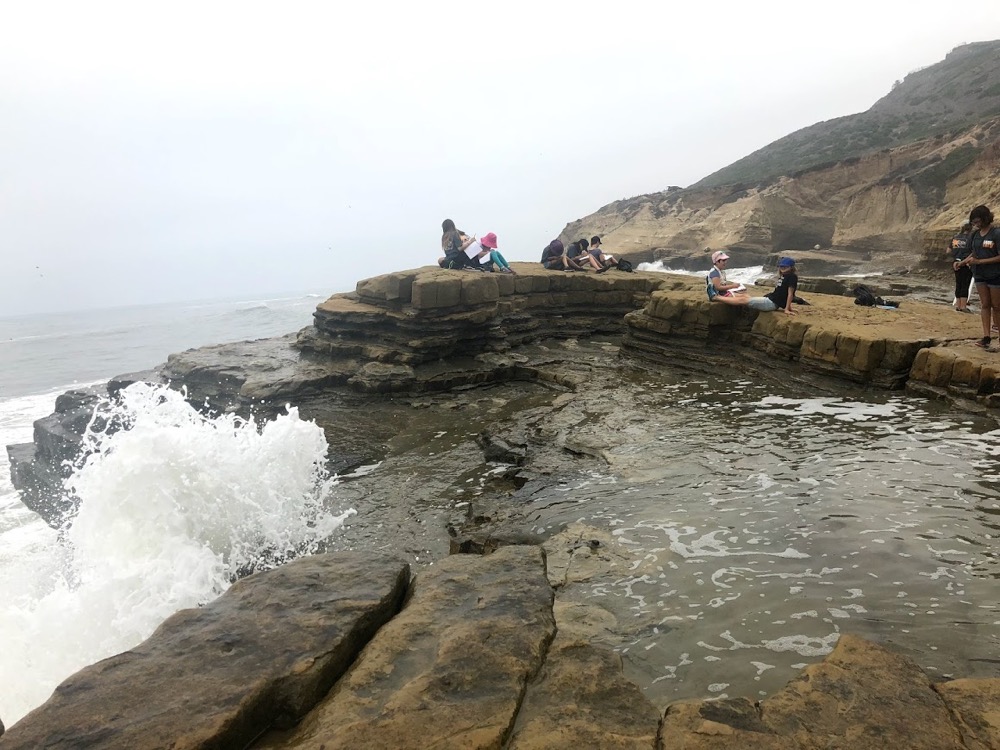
{"left": 8, "top": 263, "right": 999, "bottom": 531}
{"left": 3, "top": 546, "right": 999, "bottom": 750}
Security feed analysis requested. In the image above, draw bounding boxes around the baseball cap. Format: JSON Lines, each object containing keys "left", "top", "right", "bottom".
{"left": 711, "top": 251, "right": 730, "bottom": 263}
{"left": 778, "top": 256, "right": 795, "bottom": 268}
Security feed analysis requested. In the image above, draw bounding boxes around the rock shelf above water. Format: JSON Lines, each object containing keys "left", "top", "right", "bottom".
{"left": 3, "top": 547, "right": 999, "bottom": 749}
{"left": 296, "top": 263, "right": 998, "bottom": 408}
{"left": 8, "top": 263, "right": 1000, "bottom": 531}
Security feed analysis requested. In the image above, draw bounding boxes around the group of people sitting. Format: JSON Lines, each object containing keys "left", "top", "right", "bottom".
{"left": 540, "top": 236, "right": 618, "bottom": 271}
{"left": 438, "top": 219, "right": 516, "bottom": 273}
{"left": 707, "top": 250, "right": 799, "bottom": 315}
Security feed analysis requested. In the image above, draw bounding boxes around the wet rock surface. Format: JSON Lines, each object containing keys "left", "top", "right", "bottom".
{"left": 6, "top": 547, "right": 1000, "bottom": 749}
{"left": 0, "top": 552, "right": 409, "bottom": 750}
{"left": 256, "top": 545, "right": 556, "bottom": 750}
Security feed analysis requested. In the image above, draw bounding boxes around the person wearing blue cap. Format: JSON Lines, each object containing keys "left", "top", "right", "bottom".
{"left": 748, "top": 256, "right": 799, "bottom": 314}
{"left": 707, "top": 254, "right": 798, "bottom": 314}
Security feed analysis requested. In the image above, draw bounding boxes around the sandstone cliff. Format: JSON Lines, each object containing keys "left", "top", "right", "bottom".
{"left": 562, "top": 42, "right": 1000, "bottom": 276}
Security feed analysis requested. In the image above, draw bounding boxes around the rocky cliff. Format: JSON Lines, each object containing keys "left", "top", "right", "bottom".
{"left": 562, "top": 42, "right": 1000, "bottom": 276}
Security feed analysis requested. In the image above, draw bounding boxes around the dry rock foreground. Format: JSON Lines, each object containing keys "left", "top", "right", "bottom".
{"left": 2, "top": 546, "right": 1000, "bottom": 750}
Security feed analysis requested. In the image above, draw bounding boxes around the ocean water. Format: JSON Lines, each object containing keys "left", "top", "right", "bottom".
{"left": 0, "top": 291, "right": 357, "bottom": 725}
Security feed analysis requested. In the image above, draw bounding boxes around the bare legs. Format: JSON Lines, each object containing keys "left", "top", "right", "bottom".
{"left": 974, "top": 284, "right": 1000, "bottom": 346}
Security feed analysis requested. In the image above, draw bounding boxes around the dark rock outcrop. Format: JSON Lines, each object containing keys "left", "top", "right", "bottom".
{"left": 0, "top": 553, "right": 410, "bottom": 750}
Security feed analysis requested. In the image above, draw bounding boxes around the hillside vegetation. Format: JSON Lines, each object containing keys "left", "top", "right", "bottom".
{"left": 694, "top": 41, "right": 1000, "bottom": 189}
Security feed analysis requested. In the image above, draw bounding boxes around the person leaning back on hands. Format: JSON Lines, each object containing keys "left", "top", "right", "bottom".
{"left": 958, "top": 205, "right": 1000, "bottom": 348}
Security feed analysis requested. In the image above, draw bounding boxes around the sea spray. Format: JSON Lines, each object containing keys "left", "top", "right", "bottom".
{"left": 0, "top": 382, "right": 354, "bottom": 725}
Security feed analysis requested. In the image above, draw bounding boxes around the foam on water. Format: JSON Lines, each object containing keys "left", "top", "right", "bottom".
{"left": 0, "top": 382, "right": 354, "bottom": 725}
{"left": 637, "top": 260, "right": 766, "bottom": 287}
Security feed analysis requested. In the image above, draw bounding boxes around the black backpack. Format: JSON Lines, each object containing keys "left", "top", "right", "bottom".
{"left": 853, "top": 285, "right": 877, "bottom": 306}
{"left": 616, "top": 259, "right": 634, "bottom": 273}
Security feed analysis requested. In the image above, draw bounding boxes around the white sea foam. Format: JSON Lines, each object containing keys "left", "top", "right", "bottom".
{"left": 636, "top": 261, "right": 766, "bottom": 286}
{"left": 0, "top": 382, "right": 354, "bottom": 725}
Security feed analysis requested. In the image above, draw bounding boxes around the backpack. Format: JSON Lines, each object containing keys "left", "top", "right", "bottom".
{"left": 616, "top": 259, "right": 634, "bottom": 273}
{"left": 853, "top": 285, "right": 877, "bottom": 306}
{"left": 853, "top": 284, "right": 900, "bottom": 308}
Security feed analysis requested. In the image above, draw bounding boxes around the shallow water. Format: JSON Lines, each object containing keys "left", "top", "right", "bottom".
{"left": 524, "top": 372, "right": 1000, "bottom": 703}
{"left": 325, "top": 350, "right": 1000, "bottom": 706}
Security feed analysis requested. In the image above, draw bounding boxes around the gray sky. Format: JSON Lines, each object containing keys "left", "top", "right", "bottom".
{"left": 2, "top": 1, "right": 999, "bottom": 316}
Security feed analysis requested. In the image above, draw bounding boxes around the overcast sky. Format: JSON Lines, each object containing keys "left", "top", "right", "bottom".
{"left": 2, "top": 2, "right": 999, "bottom": 316}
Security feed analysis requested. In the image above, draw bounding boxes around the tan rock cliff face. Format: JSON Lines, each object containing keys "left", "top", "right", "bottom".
{"left": 563, "top": 119, "right": 1000, "bottom": 273}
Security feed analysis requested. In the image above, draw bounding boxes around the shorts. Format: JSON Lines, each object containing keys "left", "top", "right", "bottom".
{"left": 974, "top": 276, "right": 1000, "bottom": 289}
{"left": 747, "top": 297, "right": 778, "bottom": 312}
{"left": 955, "top": 266, "right": 973, "bottom": 298}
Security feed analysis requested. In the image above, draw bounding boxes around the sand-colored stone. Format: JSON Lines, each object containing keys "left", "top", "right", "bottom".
{"left": 507, "top": 637, "right": 659, "bottom": 750}
{"left": 257, "top": 545, "right": 555, "bottom": 750}
{"left": 658, "top": 635, "right": 967, "bottom": 750}
{"left": 934, "top": 678, "right": 1000, "bottom": 750}
{"left": 0, "top": 553, "right": 410, "bottom": 750}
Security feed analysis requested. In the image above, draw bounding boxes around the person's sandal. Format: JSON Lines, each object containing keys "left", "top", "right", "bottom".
{"left": 976, "top": 337, "right": 991, "bottom": 348}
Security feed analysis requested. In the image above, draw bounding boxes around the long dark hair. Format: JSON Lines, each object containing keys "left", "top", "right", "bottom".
{"left": 969, "top": 205, "right": 994, "bottom": 227}
{"left": 442, "top": 219, "right": 456, "bottom": 234}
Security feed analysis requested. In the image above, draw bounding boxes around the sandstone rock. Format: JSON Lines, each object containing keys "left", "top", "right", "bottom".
{"left": 563, "top": 117, "right": 1000, "bottom": 277}
{"left": 507, "top": 636, "right": 660, "bottom": 749}
{"left": 623, "top": 282, "right": 982, "bottom": 389}
{"left": 1, "top": 553, "right": 410, "bottom": 750}
{"left": 934, "top": 677, "right": 1000, "bottom": 750}
{"left": 658, "top": 635, "right": 966, "bottom": 750}
{"left": 257, "top": 545, "right": 555, "bottom": 750}
{"left": 760, "top": 634, "right": 964, "bottom": 749}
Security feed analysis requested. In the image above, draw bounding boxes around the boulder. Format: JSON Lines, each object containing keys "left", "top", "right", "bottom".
{"left": 1, "top": 553, "right": 410, "bottom": 750}
{"left": 658, "top": 634, "right": 966, "bottom": 750}
{"left": 507, "top": 637, "right": 660, "bottom": 749}
{"left": 257, "top": 545, "right": 556, "bottom": 750}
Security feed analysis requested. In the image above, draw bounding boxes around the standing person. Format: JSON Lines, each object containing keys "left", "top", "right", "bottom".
{"left": 439, "top": 219, "right": 485, "bottom": 269}
{"left": 947, "top": 223, "right": 974, "bottom": 312}
{"left": 958, "top": 205, "right": 1000, "bottom": 348}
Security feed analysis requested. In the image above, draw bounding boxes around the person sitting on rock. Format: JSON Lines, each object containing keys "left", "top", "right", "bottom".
{"left": 706, "top": 251, "right": 750, "bottom": 303}
{"left": 589, "top": 236, "right": 618, "bottom": 270}
{"left": 439, "top": 219, "right": 487, "bottom": 270}
{"left": 957, "top": 205, "right": 1000, "bottom": 348}
{"left": 567, "top": 238, "right": 603, "bottom": 271}
{"left": 472, "top": 232, "right": 516, "bottom": 274}
{"left": 708, "top": 253, "right": 798, "bottom": 315}
{"left": 947, "top": 223, "right": 974, "bottom": 313}
{"left": 541, "top": 239, "right": 585, "bottom": 271}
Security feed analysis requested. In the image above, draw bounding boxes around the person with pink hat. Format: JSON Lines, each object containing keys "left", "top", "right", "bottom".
{"left": 706, "top": 250, "right": 748, "bottom": 301}
{"left": 473, "top": 232, "right": 516, "bottom": 274}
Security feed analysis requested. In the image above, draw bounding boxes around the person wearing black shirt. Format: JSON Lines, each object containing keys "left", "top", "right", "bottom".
{"left": 958, "top": 205, "right": 1000, "bottom": 348}
{"left": 744, "top": 256, "right": 798, "bottom": 314}
{"left": 541, "top": 239, "right": 585, "bottom": 270}
{"left": 947, "top": 223, "right": 974, "bottom": 312}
